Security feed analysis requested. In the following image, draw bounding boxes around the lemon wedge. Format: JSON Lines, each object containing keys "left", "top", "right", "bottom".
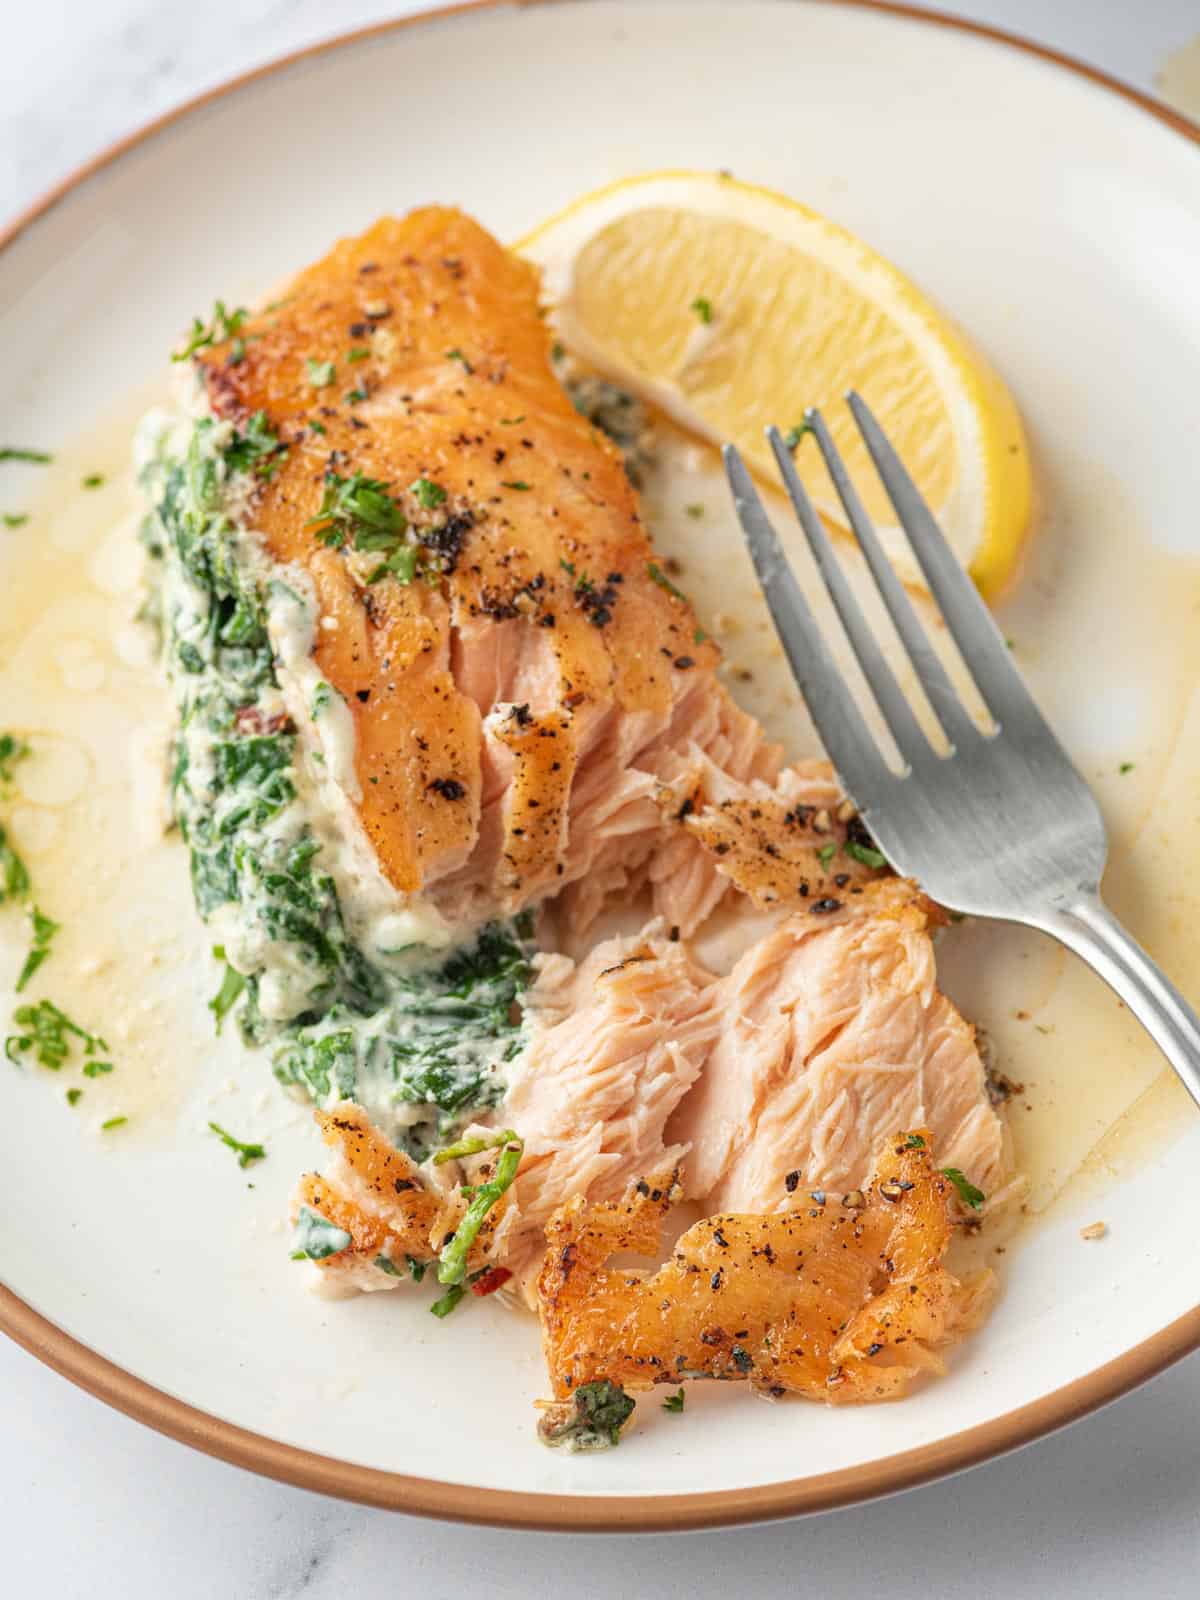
{"left": 517, "top": 170, "right": 1032, "bottom": 599}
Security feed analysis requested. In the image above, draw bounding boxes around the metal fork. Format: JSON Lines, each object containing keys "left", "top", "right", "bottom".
{"left": 724, "top": 396, "right": 1200, "bottom": 1111}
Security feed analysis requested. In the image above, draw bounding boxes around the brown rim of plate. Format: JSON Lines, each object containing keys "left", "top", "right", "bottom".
{"left": 1, "top": 0, "right": 1198, "bottom": 1533}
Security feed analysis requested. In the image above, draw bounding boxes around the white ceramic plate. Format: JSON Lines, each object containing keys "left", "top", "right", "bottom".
{"left": 2, "top": 0, "right": 1200, "bottom": 1531}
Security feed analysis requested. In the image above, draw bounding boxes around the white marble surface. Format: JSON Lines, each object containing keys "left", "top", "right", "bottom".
{"left": 3, "top": 1, "right": 1200, "bottom": 1594}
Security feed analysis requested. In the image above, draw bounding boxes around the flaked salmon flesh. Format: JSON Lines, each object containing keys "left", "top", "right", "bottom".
{"left": 196, "top": 208, "right": 1013, "bottom": 1399}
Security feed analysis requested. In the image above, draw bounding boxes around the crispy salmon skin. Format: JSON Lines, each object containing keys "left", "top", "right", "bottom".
{"left": 536, "top": 1130, "right": 994, "bottom": 1438}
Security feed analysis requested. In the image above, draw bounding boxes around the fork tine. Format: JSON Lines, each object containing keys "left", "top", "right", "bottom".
{"left": 723, "top": 444, "right": 894, "bottom": 807}
{"left": 802, "top": 408, "right": 982, "bottom": 748}
{"left": 846, "top": 390, "right": 1037, "bottom": 727}
{"left": 765, "top": 425, "right": 933, "bottom": 767}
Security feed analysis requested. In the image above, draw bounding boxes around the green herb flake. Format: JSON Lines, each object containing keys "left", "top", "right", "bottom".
{"left": 309, "top": 419, "right": 327, "bottom": 436}
{"left": 82, "top": 1059, "right": 114, "bottom": 1078}
{"left": 903, "top": 1133, "right": 926, "bottom": 1149}
{"left": 307, "top": 471, "right": 406, "bottom": 554}
{"left": 207, "top": 945, "right": 247, "bottom": 1033}
{"left": 844, "top": 839, "right": 887, "bottom": 870}
{"left": 690, "top": 296, "right": 714, "bottom": 325}
{"left": 15, "top": 905, "right": 59, "bottom": 993}
{"left": 208, "top": 1120, "right": 266, "bottom": 1169}
{"left": 290, "top": 1206, "right": 352, "bottom": 1262}
{"left": 101, "top": 1116, "right": 128, "bottom": 1132}
{"left": 941, "top": 1167, "right": 986, "bottom": 1211}
{"left": 224, "top": 411, "right": 287, "bottom": 479}
{"left": 817, "top": 842, "right": 837, "bottom": 869}
{"left": 3, "top": 513, "right": 29, "bottom": 527}
{"left": 647, "top": 561, "right": 688, "bottom": 604}
{"left": 783, "top": 421, "right": 814, "bottom": 451}
{"left": 374, "top": 1254, "right": 403, "bottom": 1277}
{"left": 499, "top": 415, "right": 526, "bottom": 426}
{"left": 0, "top": 823, "right": 31, "bottom": 904}
{"left": 406, "top": 1255, "right": 428, "bottom": 1283}
{"left": 500, "top": 480, "right": 532, "bottom": 492}
{"left": 550, "top": 341, "right": 565, "bottom": 363}
{"left": 538, "top": 1380, "right": 636, "bottom": 1452}
{"left": 346, "top": 347, "right": 371, "bottom": 363}
{"left": 445, "top": 347, "right": 473, "bottom": 373}
{"left": 344, "top": 387, "right": 368, "bottom": 404}
{"left": 430, "top": 1283, "right": 466, "bottom": 1318}
{"left": 5, "top": 999, "right": 103, "bottom": 1071}
{"left": 663, "top": 1388, "right": 685, "bottom": 1413}
{"left": 0, "top": 447, "right": 53, "bottom": 464}
{"left": 172, "top": 302, "right": 248, "bottom": 363}
{"left": 0, "top": 733, "right": 30, "bottom": 788}
{"left": 66, "top": 1088, "right": 83, "bottom": 1106}
{"left": 1119, "top": 761, "right": 1135, "bottom": 775}
{"left": 305, "top": 358, "right": 336, "bottom": 389}
{"left": 409, "top": 476, "right": 447, "bottom": 510}
{"left": 685, "top": 503, "right": 705, "bottom": 519}
{"left": 81, "top": 473, "right": 105, "bottom": 489}
{"left": 433, "top": 1129, "right": 524, "bottom": 1288}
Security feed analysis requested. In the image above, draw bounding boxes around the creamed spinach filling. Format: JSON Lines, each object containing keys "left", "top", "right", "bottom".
{"left": 139, "top": 407, "right": 532, "bottom": 1157}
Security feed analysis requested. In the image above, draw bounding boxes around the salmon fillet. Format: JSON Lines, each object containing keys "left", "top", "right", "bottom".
{"left": 666, "top": 879, "right": 1011, "bottom": 1212}
{"left": 195, "top": 208, "right": 773, "bottom": 930}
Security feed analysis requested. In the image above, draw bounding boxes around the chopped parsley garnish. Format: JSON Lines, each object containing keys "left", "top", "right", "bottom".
{"left": 500, "top": 480, "right": 532, "bottom": 492}
{"left": 344, "top": 387, "right": 368, "bottom": 404}
{"left": 82, "top": 1059, "right": 113, "bottom": 1078}
{"left": 499, "top": 415, "right": 525, "bottom": 426}
{"left": 310, "top": 682, "right": 333, "bottom": 719}
{"left": 941, "top": 1167, "right": 985, "bottom": 1210}
{"left": 15, "top": 905, "right": 59, "bottom": 993}
{"left": 817, "top": 842, "right": 837, "bottom": 869}
{"left": 690, "top": 296, "right": 714, "bottom": 324}
{"left": 0, "top": 733, "right": 30, "bottom": 788}
{"left": 207, "top": 945, "right": 247, "bottom": 1033}
{"left": 3, "top": 513, "right": 29, "bottom": 527}
{"left": 406, "top": 1255, "right": 428, "bottom": 1283}
{"left": 409, "top": 476, "right": 447, "bottom": 510}
{"left": 305, "top": 358, "right": 336, "bottom": 389}
{"left": 1119, "top": 761, "right": 1135, "bottom": 775}
{"left": 647, "top": 561, "right": 688, "bottom": 603}
{"left": 663, "top": 1387, "right": 685, "bottom": 1413}
{"left": 5, "top": 999, "right": 105, "bottom": 1070}
{"left": 101, "top": 1116, "right": 128, "bottom": 1131}
{"left": 306, "top": 471, "right": 406, "bottom": 552}
{"left": 366, "top": 546, "right": 418, "bottom": 586}
{"left": 172, "top": 302, "right": 248, "bottom": 362}
{"left": 374, "top": 1254, "right": 403, "bottom": 1276}
{"left": 445, "top": 347, "right": 473, "bottom": 373}
{"left": 224, "top": 411, "right": 287, "bottom": 479}
{"left": 783, "top": 421, "right": 814, "bottom": 451}
{"left": 81, "top": 473, "right": 105, "bottom": 489}
{"left": 0, "top": 447, "right": 53, "bottom": 463}
{"left": 308, "top": 419, "right": 327, "bottom": 436}
{"left": 66, "top": 1088, "right": 83, "bottom": 1106}
{"left": 290, "top": 1206, "right": 352, "bottom": 1261}
{"left": 0, "top": 824, "right": 31, "bottom": 904}
{"left": 538, "top": 1380, "right": 636, "bottom": 1452}
{"left": 903, "top": 1133, "right": 926, "bottom": 1149}
{"left": 550, "top": 341, "right": 565, "bottom": 363}
{"left": 844, "top": 839, "right": 887, "bottom": 869}
{"left": 346, "top": 347, "right": 371, "bottom": 363}
{"left": 429, "top": 1284, "right": 466, "bottom": 1318}
{"left": 685, "top": 503, "right": 705, "bottom": 519}
{"left": 208, "top": 1120, "right": 266, "bottom": 1169}
{"left": 433, "top": 1128, "right": 523, "bottom": 1288}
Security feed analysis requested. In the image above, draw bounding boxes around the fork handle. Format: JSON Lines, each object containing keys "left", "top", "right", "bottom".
{"left": 1037, "top": 894, "right": 1200, "bottom": 1113}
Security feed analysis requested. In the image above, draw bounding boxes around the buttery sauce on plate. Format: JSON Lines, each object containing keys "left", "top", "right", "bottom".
{"left": 2, "top": 395, "right": 1199, "bottom": 1228}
